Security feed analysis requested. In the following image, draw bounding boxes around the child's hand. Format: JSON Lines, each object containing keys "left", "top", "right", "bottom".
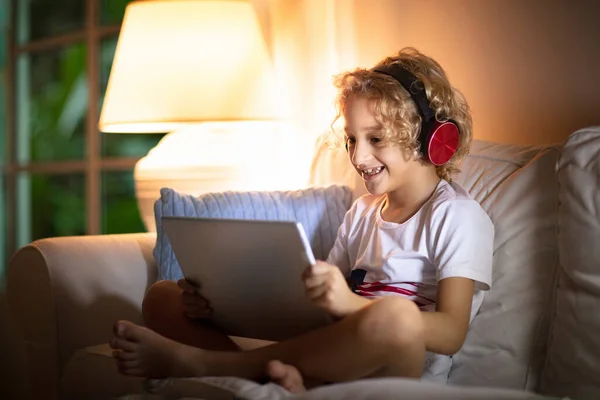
{"left": 177, "top": 278, "right": 213, "bottom": 320}
{"left": 302, "top": 261, "right": 368, "bottom": 318}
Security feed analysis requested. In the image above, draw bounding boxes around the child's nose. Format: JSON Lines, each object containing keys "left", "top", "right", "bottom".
{"left": 351, "top": 142, "right": 371, "bottom": 166}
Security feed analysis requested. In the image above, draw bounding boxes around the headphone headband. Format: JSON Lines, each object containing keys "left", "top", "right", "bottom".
{"left": 371, "top": 63, "right": 435, "bottom": 123}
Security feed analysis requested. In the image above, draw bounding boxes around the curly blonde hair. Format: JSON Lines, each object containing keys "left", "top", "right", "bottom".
{"left": 331, "top": 47, "right": 472, "bottom": 182}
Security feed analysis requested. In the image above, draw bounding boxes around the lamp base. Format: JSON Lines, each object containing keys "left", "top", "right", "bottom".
{"left": 133, "top": 124, "right": 306, "bottom": 232}
{"left": 135, "top": 164, "right": 249, "bottom": 231}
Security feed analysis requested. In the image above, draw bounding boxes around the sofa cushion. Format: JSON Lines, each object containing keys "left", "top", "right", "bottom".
{"left": 153, "top": 186, "right": 353, "bottom": 281}
{"left": 145, "top": 375, "right": 559, "bottom": 400}
{"left": 308, "top": 136, "right": 562, "bottom": 391}
{"left": 57, "top": 345, "right": 560, "bottom": 400}
{"left": 540, "top": 127, "right": 600, "bottom": 400}
{"left": 60, "top": 343, "right": 145, "bottom": 399}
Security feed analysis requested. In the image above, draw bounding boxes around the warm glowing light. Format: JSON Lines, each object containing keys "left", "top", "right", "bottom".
{"left": 99, "top": 0, "right": 280, "bottom": 133}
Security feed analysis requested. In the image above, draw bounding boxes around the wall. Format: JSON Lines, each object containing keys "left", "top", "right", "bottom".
{"left": 350, "top": 0, "right": 600, "bottom": 145}
{"left": 250, "top": 0, "right": 359, "bottom": 187}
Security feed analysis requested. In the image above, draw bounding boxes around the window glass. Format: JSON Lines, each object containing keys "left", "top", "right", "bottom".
{"left": 16, "top": 0, "right": 85, "bottom": 44}
{"left": 1, "top": 0, "right": 8, "bottom": 280}
{"left": 0, "top": 0, "right": 8, "bottom": 167}
{"left": 17, "top": 44, "right": 87, "bottom": 163}
{"left": 100, "top": 0, "right": 134, "bottom": 26}
{"left": 0, "top": 71, "right": 5, "bottom": 166}
{"left": 101, "top": 170, "right": 145, "bottom": 234}
{"left": 18, "top": 173, "right": 86, "bottom": 243}
{"left": 0, "top": 175, "right": 5, "bottom": 282}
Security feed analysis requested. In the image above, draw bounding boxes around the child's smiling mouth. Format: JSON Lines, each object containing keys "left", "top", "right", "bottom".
{"left": 361, "top": 166, "right": 385, "bottom": 180}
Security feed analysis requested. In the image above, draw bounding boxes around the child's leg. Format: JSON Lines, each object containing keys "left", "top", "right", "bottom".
{"left": 142, "top": 280, "right": 240, "bottom": 351}
{"left": 112, "top": 296, "right": 425, "bottom": 382}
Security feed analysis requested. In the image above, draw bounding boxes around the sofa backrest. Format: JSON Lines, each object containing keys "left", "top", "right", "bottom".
{"left": 539, "top": 127, "right": 600, "bottom": 400}
{"left": 308, "top": 135, "right": 562, "bottom": 391}
{"left": 449, "top": 141, "right": 561, "bottom": 391}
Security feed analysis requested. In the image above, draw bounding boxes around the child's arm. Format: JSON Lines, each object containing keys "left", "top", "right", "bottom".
{"left": 425, "top": 199, "right": 494, "bottom": 355}
{"left": 420, "top": 276, "right": 475, "bottom": 355}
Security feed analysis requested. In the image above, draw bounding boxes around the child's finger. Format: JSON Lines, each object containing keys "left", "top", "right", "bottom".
{"left": 301, "top": 267, "right": 311, "bottom": 281}
{"left": 177, "top": 278, "right": 192, "bottom": 290}
{"left": 302, "top": 261, "right": 330, "bottom": 281}
{"left": 182, "top": 292, "right": 209, "bottom": 305}
{"left": 178, "top": 278, "right": 200, "bottom": 292}
{"left": 303, "top": 271, "right": 329, "bottom": 290}
{"left": 307, "top": 262, "right": 331, "bottom": 276}
{"left": 306, "top": 281, "right": 329, "bottom": 300}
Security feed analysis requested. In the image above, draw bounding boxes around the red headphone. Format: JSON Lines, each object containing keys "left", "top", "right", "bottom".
{"left": 365, "top": 63, "right": 460, "bottom": 166}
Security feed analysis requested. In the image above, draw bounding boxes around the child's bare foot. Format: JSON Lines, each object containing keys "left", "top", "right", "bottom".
{"left": 266, "top": 360, "right": 306, "bottom": 393}
{"left": 110, "top": 320, "right": 204, "bottom": 378}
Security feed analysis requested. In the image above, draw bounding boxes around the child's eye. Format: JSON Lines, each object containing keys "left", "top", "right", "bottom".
{"left": 370, "top": 137, "right": 382, "bottom": 145}
{"left": 346, "top": 137, "right": 356, "bottom": 146}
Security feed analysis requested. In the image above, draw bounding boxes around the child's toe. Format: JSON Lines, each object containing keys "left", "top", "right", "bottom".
{"left": 267, "top": 360, "right": 287, "bottom": 380}
{"left": 110, "top": 336, "right": 137, "bottom": 352}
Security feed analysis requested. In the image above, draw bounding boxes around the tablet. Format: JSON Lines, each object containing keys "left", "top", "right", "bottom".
{"left": 161, "top": 216, "right": 333, "bottom": 341}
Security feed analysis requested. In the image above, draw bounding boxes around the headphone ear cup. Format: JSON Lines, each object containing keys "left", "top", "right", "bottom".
{"left": 424, "top": 121, "right": 460, "bottom": 166}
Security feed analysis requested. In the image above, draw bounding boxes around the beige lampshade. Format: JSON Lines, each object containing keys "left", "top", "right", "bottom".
{"left": 99, "top": 0, "right": 279, "bottom": 133}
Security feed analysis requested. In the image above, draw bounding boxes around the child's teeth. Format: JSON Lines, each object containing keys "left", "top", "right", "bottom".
{"left": 361, "top": 167, "right": 384, "bottom": 176}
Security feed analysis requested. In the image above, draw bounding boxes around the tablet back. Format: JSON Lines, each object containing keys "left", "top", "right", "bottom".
{"left": 162, "top": 216, "right": 332, "bottom": 341}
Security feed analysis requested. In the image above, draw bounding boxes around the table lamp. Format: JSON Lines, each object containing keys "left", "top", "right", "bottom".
{"left": 99, "top": 0, "right": 284, "bottom": 231}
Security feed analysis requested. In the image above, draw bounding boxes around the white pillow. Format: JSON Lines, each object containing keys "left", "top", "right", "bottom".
{"left": 540, "top": 127, "right": 600, "bottom": 399}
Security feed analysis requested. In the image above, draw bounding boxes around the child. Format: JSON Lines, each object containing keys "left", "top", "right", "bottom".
{"left": 110, "top": 47, "right": 494, "bottom": 393}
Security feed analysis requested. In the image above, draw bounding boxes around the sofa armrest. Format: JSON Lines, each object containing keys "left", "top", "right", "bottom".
{"left": 6, "top": 232, "right": 157, "bottom": 399}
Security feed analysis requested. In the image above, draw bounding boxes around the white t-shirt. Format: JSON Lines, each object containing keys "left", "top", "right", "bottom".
{"left": 326, "top": 179, "right": 494, "bottom": 382}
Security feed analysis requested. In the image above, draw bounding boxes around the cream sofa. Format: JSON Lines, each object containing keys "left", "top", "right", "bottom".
{"left": 6, "top": 127, "right": 600, "bottom": 400}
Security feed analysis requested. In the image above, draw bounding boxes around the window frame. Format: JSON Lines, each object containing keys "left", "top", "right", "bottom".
{"left": 3, "top": 0, "right": 142, "bottom": 265}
